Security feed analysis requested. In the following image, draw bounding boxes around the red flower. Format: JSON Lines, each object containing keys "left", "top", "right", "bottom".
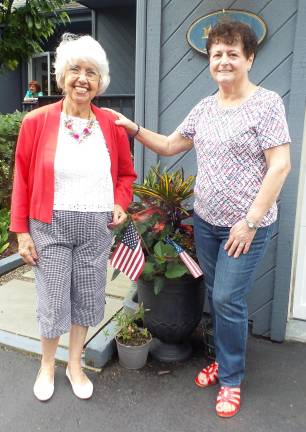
{"left": 152, "top": 222, "right": 165, "bottom": 233}
{"left": 131, "top": 206, "right": 163, "bottom": 222}
{"left": 180, "top": 224, "right": 193, "bottom": 234}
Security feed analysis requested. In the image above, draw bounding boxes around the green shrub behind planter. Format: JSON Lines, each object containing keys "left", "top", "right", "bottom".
{"left": 0, "top": 111, "right": 25, "bottom": 208}
{"left": 0, "top": 208, "right": 10, "bottom": 254}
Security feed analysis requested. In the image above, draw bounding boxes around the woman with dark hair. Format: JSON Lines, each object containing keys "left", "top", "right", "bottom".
{"left": 24, "top": 80, "right": 43, "bottom": 99}
{"left": 108, "top": 21, "right": 291, "bottom": 417}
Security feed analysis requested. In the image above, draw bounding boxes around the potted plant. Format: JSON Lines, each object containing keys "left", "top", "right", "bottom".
{"left": 112, "top": 165, "right": 204, "bottom": 362}
{"left": 115, "top": 303, "right": 152, "bottom": 370}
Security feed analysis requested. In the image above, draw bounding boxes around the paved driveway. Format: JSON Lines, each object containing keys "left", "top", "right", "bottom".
{"left": 0, "top": 335, "right": 305, "bottom": 432}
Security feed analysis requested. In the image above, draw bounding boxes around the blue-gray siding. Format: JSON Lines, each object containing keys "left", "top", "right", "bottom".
{"left": 0, "top": 67, "right": 23, "bottom": 113}
{"left": 95, "top": 7, "right": 136, "bottom": 95}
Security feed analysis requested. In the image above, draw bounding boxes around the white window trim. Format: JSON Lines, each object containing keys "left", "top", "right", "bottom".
{"left": 28, "top": 51, "right": 54, "bottom": 96}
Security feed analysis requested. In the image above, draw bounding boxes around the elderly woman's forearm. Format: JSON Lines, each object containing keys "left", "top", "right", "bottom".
{"left": 246, "top": 163, "right": 291, "bottom": 225}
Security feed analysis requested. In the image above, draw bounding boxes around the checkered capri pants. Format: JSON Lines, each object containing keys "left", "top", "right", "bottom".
{"left": 29, "top": 210, "right": 112, "bottom": 339}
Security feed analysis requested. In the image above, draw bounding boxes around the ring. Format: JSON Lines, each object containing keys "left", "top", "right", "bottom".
{"left": 239, "top": 242, "right": 245, "bottom": 247}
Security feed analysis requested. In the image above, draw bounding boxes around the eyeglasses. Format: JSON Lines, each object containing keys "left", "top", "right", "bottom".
{"left": 67, "top": 65, "right": 100, "bottom": 82}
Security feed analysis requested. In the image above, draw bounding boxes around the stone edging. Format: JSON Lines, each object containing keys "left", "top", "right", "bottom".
{"left": 0, "top": 253, "right": 23, "bottom": 276}
{"left": 84, "top": 283, "right": 137, "bottom": 369}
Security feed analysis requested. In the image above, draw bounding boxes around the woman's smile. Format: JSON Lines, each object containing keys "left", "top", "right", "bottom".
{"left": 73, "top": 85, "right": 90, "bottom": 94}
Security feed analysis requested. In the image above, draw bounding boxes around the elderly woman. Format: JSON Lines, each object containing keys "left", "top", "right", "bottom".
{"left": 10, "top": 33, "right": 136, "bottom": 401}
{"left": 109, "top": 22, "right": 291, "bottom": 417}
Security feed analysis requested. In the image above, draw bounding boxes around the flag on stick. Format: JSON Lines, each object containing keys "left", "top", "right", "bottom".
{"left": 110, "top": 222, "right": 145, "bottom": 281}
{"left": 165, "top": 237, "right": 203, "bottom": 279}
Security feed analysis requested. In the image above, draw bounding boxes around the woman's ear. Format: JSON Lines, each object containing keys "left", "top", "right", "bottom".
{"left": 247, "top": 53, "right": 255, "bottom": 72}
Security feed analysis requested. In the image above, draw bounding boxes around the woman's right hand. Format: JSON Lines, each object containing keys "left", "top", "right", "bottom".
{"left": 17, "top": 233, "right": 38, "bottom": 266}
{"left": 103, "top": 108, "right": 138, "bottom": 136}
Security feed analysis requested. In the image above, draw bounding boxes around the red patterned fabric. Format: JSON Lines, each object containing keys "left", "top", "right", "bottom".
{"left": 177, "top": 87, "right": 291, "bottom": 227}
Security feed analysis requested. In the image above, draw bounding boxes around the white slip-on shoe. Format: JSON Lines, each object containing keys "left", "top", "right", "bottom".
{"left": 66, "top": 367, "right": 93, "bottom": 399}
{"left": 33, "top": 368, "right": 55, "bottom": 402}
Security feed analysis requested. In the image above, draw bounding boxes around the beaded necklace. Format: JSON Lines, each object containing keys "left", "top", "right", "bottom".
{"left": 63, "top": 107, "right": 95, "bottom": 144}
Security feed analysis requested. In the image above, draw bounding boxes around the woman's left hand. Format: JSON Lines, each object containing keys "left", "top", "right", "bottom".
{"left": 224, "top": 219, "right": 257, "bottom": 258}
{"left": 109, "top": 204, "right": 127, "bottom": 228}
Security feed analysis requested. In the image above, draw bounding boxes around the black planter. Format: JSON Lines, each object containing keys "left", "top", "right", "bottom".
{"left": 137, "top": 275, "right": 204, "bottom": 362}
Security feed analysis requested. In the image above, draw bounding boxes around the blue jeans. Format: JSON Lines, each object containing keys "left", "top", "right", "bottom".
{"left": 193, "top": 212, "right": 274, "bottom": 387}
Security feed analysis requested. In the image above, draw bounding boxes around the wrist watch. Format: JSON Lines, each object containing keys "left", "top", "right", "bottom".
{"left": 245, "top": 218, "right": 258, "bottom": 230}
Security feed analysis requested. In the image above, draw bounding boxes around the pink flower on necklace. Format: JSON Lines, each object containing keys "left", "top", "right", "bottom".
{"left": 64, "top": 112, "right": 94, "bottom": 144}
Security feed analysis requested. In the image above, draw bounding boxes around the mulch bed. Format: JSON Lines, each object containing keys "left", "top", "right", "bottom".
{"left": 0, "top": 233, "right": 28, "bottom": 285}
{"left": 0, "top": 263, "right": 30, "bottom": 285}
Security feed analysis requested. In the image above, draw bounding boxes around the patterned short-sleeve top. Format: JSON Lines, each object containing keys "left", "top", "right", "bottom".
{"left": 176, "top": 87, "right": 291, "bottom": 227}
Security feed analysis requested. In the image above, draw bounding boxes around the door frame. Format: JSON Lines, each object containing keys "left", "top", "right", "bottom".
{"left": 292, "top": 109, "right": 306, "bottom": 320}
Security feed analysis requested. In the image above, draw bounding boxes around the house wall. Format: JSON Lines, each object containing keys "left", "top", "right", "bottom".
{"left": 0, "top": 67, "right": 23, "bottom": 113}
{"left": 95, "top": 6, "right": 136, "bottom": 95}
{"left": 134, "top": 0, "right": 306, "bottom": 340}
{"left": 271, "top": 0, "right": 306, "bottom": 339}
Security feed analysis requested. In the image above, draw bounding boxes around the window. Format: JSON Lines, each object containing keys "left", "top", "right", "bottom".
{"left": 28, "top": 52, "right": 60, "bottom": 95}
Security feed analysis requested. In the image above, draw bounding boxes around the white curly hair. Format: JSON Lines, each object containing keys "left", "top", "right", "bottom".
{"left": 54, "top": 33, "right": 110, "bottom": 95}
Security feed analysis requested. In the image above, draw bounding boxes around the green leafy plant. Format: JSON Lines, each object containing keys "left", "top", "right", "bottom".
{"left": 115, "top": 304, "right": 151, "bottom": 346}
{"left": 0, "top": 208, "right": 10, "bottom": 255}
{"left": 0, "top": 0, "right": 70, "bottom": 72}
{"left": 112, "top": 165, "right": 198, "bottom": 294}
{"left": 0, "top": 110, "right": 25, "bottom": 208}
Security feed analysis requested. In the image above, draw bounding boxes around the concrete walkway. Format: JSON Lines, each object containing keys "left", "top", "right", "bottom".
{"left": 0, "top": 264, "right": 131, "bottom": 363}
{"left": 0, "top": 333, "right": 305, "bottom": 432}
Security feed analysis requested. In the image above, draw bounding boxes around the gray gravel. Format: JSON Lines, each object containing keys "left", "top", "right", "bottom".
{"left": 0, "top": 263, "right": 31, "bottom": 285}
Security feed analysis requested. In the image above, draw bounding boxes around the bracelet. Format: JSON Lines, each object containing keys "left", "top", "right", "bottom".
{"left": 130, "top": 123, "right": 140, "bottom": 138}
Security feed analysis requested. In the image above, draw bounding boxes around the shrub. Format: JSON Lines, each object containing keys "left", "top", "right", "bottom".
{"left": 0, "top": 208, "right": 10, "bottom": 255}
{"left": 0, "top": 110, "right": 25, "bottom": 208}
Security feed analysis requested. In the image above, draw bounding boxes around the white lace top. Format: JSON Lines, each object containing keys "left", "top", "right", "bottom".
{"left": 53, "top": 113, "right": 114, "bottom": 212}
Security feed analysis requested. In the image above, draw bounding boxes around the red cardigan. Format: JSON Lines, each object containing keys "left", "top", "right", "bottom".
{"left": 10, "top": 100, "right": 137, "bottom": 232}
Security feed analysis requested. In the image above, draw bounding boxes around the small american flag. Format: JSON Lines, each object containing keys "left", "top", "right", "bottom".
{"left": 110, "top": 222, "right": 145, "bottom": 281}
{"left": 165, "top": 237, "right": 203, "bottom": 279}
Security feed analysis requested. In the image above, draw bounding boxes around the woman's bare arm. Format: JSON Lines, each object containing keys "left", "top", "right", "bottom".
{"left": 246, "top": 143, "right": 291, "bottom": 225}
{"left": 225, "top": 143, "right": 291, "bottom": 258}
{"left": 105, "top": 109, "right": 193, "bottom": 156}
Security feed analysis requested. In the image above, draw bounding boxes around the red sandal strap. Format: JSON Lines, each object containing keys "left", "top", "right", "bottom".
{"left": 195, "top": 362, "right": 219, "bottom": 387}
{"left": 216, "top": 386, "right": 241, "bottom": 417}
{"left": 200, "top": 362, "right": 218, "bottom": 376}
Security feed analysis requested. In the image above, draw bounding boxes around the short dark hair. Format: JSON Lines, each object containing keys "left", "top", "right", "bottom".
{"left": 206, "top": 21, "right": 258, "bottom": 59}
{"left": 29, "top": 80, "right": 41, "bottom": 92}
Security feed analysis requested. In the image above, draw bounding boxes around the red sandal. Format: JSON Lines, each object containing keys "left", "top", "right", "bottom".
{"left": 194, "top": 361, "right": 219, "bottom": 388}
{"left": 216, "top": 386, "right": 241, "bottom": 418}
